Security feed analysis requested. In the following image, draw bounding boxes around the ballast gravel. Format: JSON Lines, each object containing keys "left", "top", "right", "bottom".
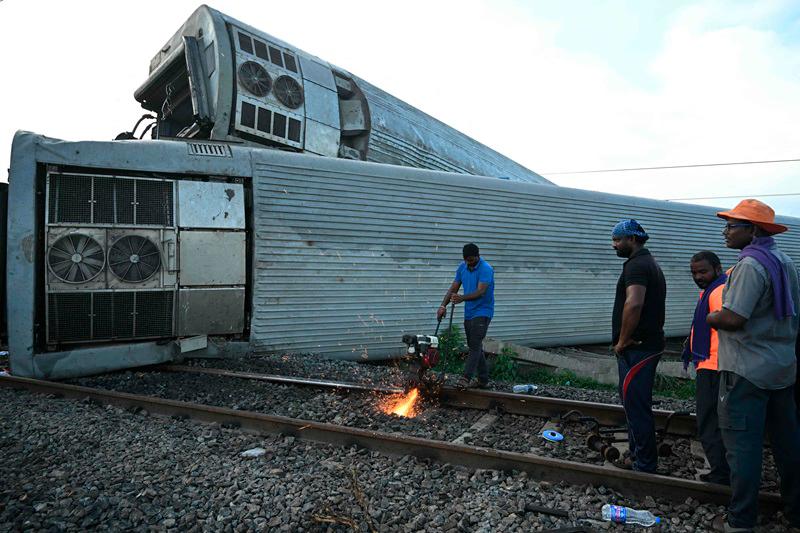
{"left": 3, "top": 387, "right": 798, "bottom": 532}
{"left": 68, "top": 354, "right": 777, "bottom": 490}
{"left": 183, "top": 352, "right": 696, "bottom": 412}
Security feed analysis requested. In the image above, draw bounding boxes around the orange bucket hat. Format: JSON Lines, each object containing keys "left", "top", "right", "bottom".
{"left": 716, "top": 199, "right": 788, "bottom": 234}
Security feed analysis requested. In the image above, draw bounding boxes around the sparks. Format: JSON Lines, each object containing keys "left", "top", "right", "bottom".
{"left": 380, "top": 388, "right": 420, "bottom": 418}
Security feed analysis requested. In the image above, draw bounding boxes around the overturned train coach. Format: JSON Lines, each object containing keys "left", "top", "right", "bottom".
{"left": 133, "top": 5, "right": 552, "bottom": 186}
{"left": 6, "top": 132, "right": 800, "bottom": 379}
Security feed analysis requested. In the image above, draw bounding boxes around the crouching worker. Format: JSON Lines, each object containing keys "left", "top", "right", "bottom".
{"left": 683, "top": 251, "right": 730, "bottom": 485}
{"left": 437, "top": 243, "right": 494, "bottom": 389}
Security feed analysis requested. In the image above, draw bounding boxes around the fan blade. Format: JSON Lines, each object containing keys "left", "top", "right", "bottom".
{"left": 66, "top": 263, "right": 79, "bottom": 282}
{"left": 76, "top": 261, "right": 92, "bottom": 281}
{"left": 75, "top": 235, "right": 90, "bottom": 254}
{"left": 135, "top": 237, "right": 148, "bottom": 254}
{"left": 83, "top": 256, "right": 104, "bottom": 269}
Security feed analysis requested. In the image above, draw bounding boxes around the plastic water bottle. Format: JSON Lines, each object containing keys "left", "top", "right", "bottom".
{"left": 512, "top": 384, "right": 538, "bottom": 394}
{"left": 601, "top": 504, "right": 660, "bottom": 526}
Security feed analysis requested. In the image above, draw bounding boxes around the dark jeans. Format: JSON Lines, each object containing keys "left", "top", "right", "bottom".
{"left": 695, "top": 369, "right": 730, "bottom": 484}
{"left": 718, "top": 371, "right": 800, "bottom": 529}
{"left": 617, "top": 348, "right": 661, "bottom": 473}
{"left": 463, "top": 316, "right": 490, "bottom": 383}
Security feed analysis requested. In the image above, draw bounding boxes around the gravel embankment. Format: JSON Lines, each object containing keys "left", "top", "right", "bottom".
{"left": 70, "top": 371, "right": 487, "bottom": 443}
{"left": 3, "top": 387, "right": 797, "bottom": 532}
{"left": 66, "top": 354, "right": 777, "bottom": 490}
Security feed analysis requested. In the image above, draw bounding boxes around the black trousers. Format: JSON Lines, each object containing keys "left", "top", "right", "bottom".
{"left": 718, "top": 371, "right": 800, "bottom": 529}
{"left": 695, "top": 369, "right": 730, "bottom": 484}
{"left": 463, "top": 316, "right": 490, "bottom": 382}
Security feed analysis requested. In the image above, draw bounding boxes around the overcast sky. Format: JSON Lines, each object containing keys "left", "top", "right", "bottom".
{"left": 1, "top": 0, "right": 798, "bottom": 217}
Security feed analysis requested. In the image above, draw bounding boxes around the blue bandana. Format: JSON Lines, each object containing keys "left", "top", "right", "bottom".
{"left": 612, "top": 219, "right": 649, "bottom": 241}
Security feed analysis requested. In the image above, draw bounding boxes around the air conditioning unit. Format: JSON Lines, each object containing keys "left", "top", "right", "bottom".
{"left": 45, "top": 170, "right": 177, "bottom": 345}
{"left": 233, "top": 28, "right": 305, "bottom": 148}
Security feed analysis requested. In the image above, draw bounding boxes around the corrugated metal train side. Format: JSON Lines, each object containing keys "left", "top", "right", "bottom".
{"left": 248, "top": 151, "right": 800, "bottom": 358}
{"left": 6, "top": 133, "right": 800, "bottom": 378}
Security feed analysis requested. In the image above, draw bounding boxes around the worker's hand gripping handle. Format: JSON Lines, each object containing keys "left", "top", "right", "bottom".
{"left": 433, "top": 303, "right": 455, "bottom": 337}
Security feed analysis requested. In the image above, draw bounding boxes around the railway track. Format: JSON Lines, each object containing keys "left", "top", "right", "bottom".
{"left": 159, "top": 364, "right": 698, "bottom": 437}
{"left": 0, "top": 373, "right": 782, "bottom": 513}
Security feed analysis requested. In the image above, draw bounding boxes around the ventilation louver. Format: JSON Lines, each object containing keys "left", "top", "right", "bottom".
{"left": 273, "top": 75, "right": 304, "bottom": 109}
{"left": 47, "top": 234, "right": 105, "bottom": 283}
{"left": 238, "top": 61, "right": 272, "bottom": 97}
{"left": 108, "top": 235, "right": 161, "bottom": 282}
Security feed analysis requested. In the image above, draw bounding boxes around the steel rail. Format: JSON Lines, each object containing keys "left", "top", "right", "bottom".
{"left": 1, "top": 374, "right": 779, "bottom": 511}
{"left": 159, "top": 365, "right": 698, "bottom": 437}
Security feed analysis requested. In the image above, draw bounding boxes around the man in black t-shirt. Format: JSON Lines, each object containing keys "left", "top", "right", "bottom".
{"left": 610, "top": 219, "right": 667, "bottom": 473}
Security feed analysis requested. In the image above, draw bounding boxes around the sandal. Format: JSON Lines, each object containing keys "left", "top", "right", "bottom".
{"left": 470, "top": 378, "right": 489, "bottom": 389}
{"left": 711, "top": 514, "right": 754, "bottom": 533}
{"left": 455, "top": 376, "right": 470, "bottom": 390}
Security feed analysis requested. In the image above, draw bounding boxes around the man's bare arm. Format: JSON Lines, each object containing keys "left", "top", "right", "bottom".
{"left": 614, "top": 284, "right": 646, "bottom": 354}
{"left": 451, "top": 282, "right": 489, "bottom": 304}
{"left": 437, "top": 281, "right": 462, "bottom": 319}
{"left": 440, "top": 281, "right": 461, "bottom": 307}
{"left": 707, "top": 308, "right": 747, "bottom": 331}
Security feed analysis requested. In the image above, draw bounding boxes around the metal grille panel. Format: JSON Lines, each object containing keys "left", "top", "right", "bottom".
{"left": 235, "top": 97, "right": 303, "bottom": 149}
{"left": 93, "top": 177, "right": 116, "bottom": 224}
{"left": 48, "top": 174, "right": 92, "bottom": 223}
{"left": 187, "top": 143, "right": 232, "bottom": 157}
{"left": 136, "top": 180, "right": 174, "bottom": 225}
{"left": 47, "top": 291, "right": 174, "bottom": 343}
{"left": 135, "top": 291, "right": 174, "bottom": 337}
{"left": 47, "top": 293, "right": 92, "bottom": 342}
{"left": 47, "top": 173, "right": 174, "bottom": 226}
{"left": 93, "top": 292, "right": 115, "bottom": 339}
{"left": 113, "top": 292, "right": 135, "bottom": 338}
{"left": 116, "top": 179, "right": 136, "bottom": 224}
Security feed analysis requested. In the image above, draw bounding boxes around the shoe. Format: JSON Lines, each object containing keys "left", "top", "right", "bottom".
{"left": 613, "top": 456, "right": 633, "bottom": 470}
{"left": 470, "top": 378, "right": 489, "bottom": 389}
{"left": 711, "top": 514, "right": 753, "bottom": 532}
{"left": 455, "top": 376, "right": 470, "bottom": 390}
{"left": 699, "top": 472, "right": 731, "bottom": 485}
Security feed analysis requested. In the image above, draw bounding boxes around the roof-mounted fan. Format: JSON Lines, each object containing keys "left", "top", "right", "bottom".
{"left": 108, "top": 235, "right": 161, "bottom": 283}
{"left": 274, "top": 75, "right": 304, "bottom": 108}
{"left": 48, "top": 233, "right": 105, "bottom": 283}
{"left": 238, "top": 61, "right": 272, "bottom": 97}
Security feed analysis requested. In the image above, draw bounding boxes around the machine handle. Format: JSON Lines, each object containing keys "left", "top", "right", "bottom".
{"left": 434, "top": 303, "right": 455, "bottom": 337}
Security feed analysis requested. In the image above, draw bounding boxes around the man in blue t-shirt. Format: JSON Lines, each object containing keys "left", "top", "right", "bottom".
{"left": 437, "top": 243, "right": 495, "bottom": 388}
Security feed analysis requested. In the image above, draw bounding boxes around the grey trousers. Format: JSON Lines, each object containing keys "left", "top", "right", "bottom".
{"left": 718, "top": 371, "right": 800, "bottom": 528}
{"left": 463, "top": 316, "right": 491, "bottom": 382}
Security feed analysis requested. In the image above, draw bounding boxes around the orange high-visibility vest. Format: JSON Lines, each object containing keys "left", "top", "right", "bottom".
{"left": 689, "top": 284, "right": 724, "bottom": 371}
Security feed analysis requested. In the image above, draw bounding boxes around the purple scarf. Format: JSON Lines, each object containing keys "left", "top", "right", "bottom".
{"left": 739, "top": 236, "right": 797, "bottom": 319}
{"left": 682, "top": 273, "right": 727, "bottom": 369}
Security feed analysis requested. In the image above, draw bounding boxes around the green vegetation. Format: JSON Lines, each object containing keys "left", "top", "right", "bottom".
{"left": 433, "top": 337, "right": 696, "bottom": 400}
{"left": 437, "top": 324, "right": 466, "bottom": 374}
{"left": 489, "top": 346, "right": 518, "bottom": 381}
{"left": 654, "top": 374, "right": 697, "bottom": 400}
{"left": 515, "top": 365, "right": 696, "bottom": 400}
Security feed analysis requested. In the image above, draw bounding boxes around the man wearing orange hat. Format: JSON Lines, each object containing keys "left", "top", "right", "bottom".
{"left": 706, "top": 199, "right": 800, "bottom": 533}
